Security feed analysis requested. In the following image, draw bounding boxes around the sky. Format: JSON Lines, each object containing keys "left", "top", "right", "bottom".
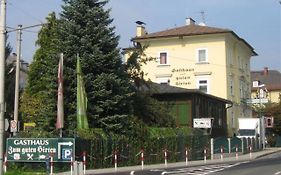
{"left": 6, "top": 0, "right": 281, "bottom": 72}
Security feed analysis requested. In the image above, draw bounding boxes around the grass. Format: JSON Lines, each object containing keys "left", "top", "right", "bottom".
{"left": 5, "top": 170, "right": 46, "bottom": 175}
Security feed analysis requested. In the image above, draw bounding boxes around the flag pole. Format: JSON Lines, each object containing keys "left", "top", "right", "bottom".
{"left": 57, "top": 53, "right": 64, "bottom": 137}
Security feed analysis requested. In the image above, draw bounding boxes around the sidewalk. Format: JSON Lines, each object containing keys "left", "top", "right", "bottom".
{"left": 56, "top": 147, "right": 281, "bottom": 175}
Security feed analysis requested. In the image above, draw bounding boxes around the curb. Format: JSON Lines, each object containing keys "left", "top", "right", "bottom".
{"left": 55, "top": 148, "right": 281, "bottom": 175}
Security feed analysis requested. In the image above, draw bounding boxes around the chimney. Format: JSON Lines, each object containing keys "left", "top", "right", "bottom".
{"left": 136, "top": 25, "right": 146, "bottom": 37}
{"left": 185, "top": 17, "right": 195, "bottom": 26}
{"left": 263, "top": 67, "right": 269, "bottom": 76}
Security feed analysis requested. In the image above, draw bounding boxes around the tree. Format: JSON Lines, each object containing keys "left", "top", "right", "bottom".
{"left": 4, "top": 41, "right": 13, "bottom": 119}
{"left": 56, "top": 0, "right": 134, "bottom": 134}
{"left": 264, "top": 102, "right": 281, "bottom": 135}
{"left": 21, "top": 12, "right": 59, "bottom": 133}
{"left": 124, "top": 46, "right": 175, "bottom": 127}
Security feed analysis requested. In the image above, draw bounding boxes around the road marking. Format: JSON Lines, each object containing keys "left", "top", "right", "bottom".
{"left": 130, "top": 171, "right": 135, "bottom": 175}
{"left": 156, "top": 163, "right": 243, "bottom": 175}
{"left": 151, "top": 169, "right": 163, "bottom": 172}
{"left": 274, "top": 171, "right": 281, "bottom": 175}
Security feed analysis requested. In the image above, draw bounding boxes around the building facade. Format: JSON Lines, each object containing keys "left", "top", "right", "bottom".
{"left": 151, "top": 83, "right": 231, "bottom": 137}
{"left": 251, "top": 67, "right": 281, "bottom": 103}
{"left": 127, "top": 18, "right": 257, "bottom": 136}
{"left": 7, "top": 53, "right": 29, "bottom": 89}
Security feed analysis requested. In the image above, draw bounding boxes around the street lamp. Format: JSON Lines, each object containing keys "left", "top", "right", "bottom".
{"left": 257, "top": 82, "right": 266, "bottom": 150}
{"left": 253, "top": 80, "right": 266, "bottom": 150}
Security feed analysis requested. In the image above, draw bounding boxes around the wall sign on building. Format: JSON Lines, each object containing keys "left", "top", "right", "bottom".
{"left": 193, "top": 118, "right": 213, "bottom": 128}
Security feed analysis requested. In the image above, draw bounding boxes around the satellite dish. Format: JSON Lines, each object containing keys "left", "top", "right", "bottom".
{"left": 135, "top": 21, "right": 146, "bottom": 25}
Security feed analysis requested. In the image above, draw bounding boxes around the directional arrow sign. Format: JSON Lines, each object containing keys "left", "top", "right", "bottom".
{"left": 58, "top": 141, "right": 74, "bottom": 159}
{"left": 6, "top": 138, "right": 75, "bottom": 162}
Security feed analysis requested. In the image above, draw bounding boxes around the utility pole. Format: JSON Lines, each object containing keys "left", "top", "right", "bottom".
{"left": 0, "top": 0, "right": 7, "bottom": 174}
{"left": 6, "top": 23, "right": 44, "bottom": 136}
{"left": 13, "top": 25, "right": 22, "bottom": 136}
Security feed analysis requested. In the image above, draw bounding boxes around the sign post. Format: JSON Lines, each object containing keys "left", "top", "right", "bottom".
{"left": 6, "top": 138, "right": 75, "bottom": 162}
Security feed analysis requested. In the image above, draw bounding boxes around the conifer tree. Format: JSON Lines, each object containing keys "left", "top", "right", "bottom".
{"left": 21, "top": 12, "right": 59, "bottom": 132}
{"left": 57, "top": 0, "right": 134, "bottom": 134}
{"left": 4, "top": 42, "right": 13, "bottom": 119}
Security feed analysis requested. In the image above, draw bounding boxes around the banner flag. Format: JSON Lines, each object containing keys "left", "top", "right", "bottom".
{"left": 77, "top": 55, "right": 89, "bottom": 130}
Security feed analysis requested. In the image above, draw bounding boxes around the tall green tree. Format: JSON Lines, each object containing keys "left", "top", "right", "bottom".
{"left": 21, "top": 12, "right": 59, "bottom": 133}
{"left": 264, "top": 102, "right": 281, "bottom": 135}
{"left": 4, "top": 41, "right": 13, "bottom": 119}
{"left": 124, "top": 46, "right": 175, "bottom": 127}
{"left": 56, "top": 0, "right": 134, "bottom": 134}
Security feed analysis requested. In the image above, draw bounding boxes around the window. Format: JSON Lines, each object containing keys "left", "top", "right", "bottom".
{"left": 231, "top": 111, "right": 235, "bottom": 128}
{"left": 197, "top": 48, "right": 208, "bottom": 63}
{"left": 238, "top": 56, "right": 243, "bottom": 69}
{"left": 156, "top": 77, "right": 170, "bottom": 85}
{"left": 197, "top": 78, "right": 209, "bottom": 93}
{"left": 228, "top": 49, "right": 233, "bottom": 65}
{"left": 239, "top": 80, "right": 245, "bottom": 99}
{"left": 199, "top": 80, "right": 207, "bottom": 93}
{"left": 229, "top": 77, "right": 234, "bottom": 96}
{"left": 159, "top": 52, "right": 167, "bottom": 65}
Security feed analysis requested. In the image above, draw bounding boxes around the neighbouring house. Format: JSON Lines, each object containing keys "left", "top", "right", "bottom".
{"left": 125, "top": 18, "right": 257, "bottom": 136}
{"left": 149, "top": 83, "right": 231, "bottom": 137}
{"left": 251, "top": 67, "right": 281, "bottom": 103}
{"left": 6, "top": 53, "right": 29, "bottom": 89}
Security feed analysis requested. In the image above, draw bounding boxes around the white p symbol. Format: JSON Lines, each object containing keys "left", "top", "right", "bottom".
{"left": 63, "top": 149, "right": 72, "bottom": 159}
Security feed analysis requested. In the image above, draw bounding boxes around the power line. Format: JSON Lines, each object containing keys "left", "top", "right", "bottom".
{"left": 7, "top": 2, "right": 44, "bottom": 24}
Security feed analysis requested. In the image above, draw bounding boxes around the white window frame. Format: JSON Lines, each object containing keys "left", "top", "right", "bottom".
{"left": 196, "top": 48, "right": 208, "bottom": 63}
{"left": 196, "top": 77, "right": 210, "bottom": 94}
{"left": 158, "top": 51, "right": 169, "bottom": 65}
{"left": 156, "top": 77, "right": 170, "bottom": 85}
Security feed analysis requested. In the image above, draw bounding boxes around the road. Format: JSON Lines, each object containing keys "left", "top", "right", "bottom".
{"left": 96, "top": 151, "right": 281, "bottom": 175}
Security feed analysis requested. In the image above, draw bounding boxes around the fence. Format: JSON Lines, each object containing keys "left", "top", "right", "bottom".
{"left": 71, "top": 136, "right": 263, "bottom": 170}
{"left": 5, "top": 131, "right": 267, "bottom": 174}
{"left": 74, "top": 134, "right": 210, "bottom": 169}
{"left": 211, "top": 136, "right": 261, "bottom": 159}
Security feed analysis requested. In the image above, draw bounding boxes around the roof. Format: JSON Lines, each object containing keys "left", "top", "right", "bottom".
{"left": 251, "top": 69, "right": 281, "bottom": 91}
{"left": 149, "top": 83, "right": 232, "bottom": 104}
{"left": 132, "top": 24, "right": 257, "bottom": 56}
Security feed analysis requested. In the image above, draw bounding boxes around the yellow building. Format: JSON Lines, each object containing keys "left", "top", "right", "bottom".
{"left": 126, "top": 18, "right": 257, "bottom": 136}
{"left": 251, "top": 67, "right": 281, "bottom": 103}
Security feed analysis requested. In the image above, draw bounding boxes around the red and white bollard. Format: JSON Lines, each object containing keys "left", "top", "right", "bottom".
{"left": 204, "top": 147, "right": 207, "bottom": 163}
{"left": 185, "top": 147, "right": 189, "bottom": 166}
{"left": 249, "top": 145, "right": 252, "bottom": 159}
{"left": 70, "top": 156, "right": 73, "bottom": 175}
{"left": 83, "top": 152, "right": 86, "bottom": 175}
{"left": 3, "top": 153, "right": 7, "bottom": 173}
{"left": 235, "top": 145, "right": 239, "bottom": 160}
{"left": 220, "top": 145, "right": 224, "bottom": 161}
{"left": 164, "top": 149, "right": 168, "bottom": 168}
{"left": 114, "top": 150, "right": 118, "bottom": 171}
{"left": 141, "top": 148, "right": 144, "bottom": 170}
{"left": 50, "top": 154, "right": 54, "bottom": 175}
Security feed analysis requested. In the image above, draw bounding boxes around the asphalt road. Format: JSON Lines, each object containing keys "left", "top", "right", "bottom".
{"left": 96, "top": 152, "right": 281, "bottom": 175}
